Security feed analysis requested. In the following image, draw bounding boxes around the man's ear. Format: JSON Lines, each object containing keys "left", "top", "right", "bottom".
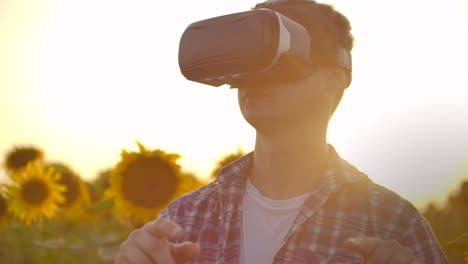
{"left": 329, "top": 68, "right": 347, "bottom": 92}
{"left": 325, "top": 68, "right": 346, "bottom": 114}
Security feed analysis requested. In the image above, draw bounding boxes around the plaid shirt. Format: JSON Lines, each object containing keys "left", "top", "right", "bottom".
{"left": 159, "top": 145, "right": 447, "bottom": 263}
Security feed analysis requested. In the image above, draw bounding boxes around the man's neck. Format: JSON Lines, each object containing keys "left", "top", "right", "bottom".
{"left": 247, "top": 126, "right": 329, "bottom": 200}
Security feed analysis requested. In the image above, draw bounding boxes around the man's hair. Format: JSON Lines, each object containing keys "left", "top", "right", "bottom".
{"left": 254, "top": 0, "right": 354, "bottom": 113}
{"left": 253, "top": 0, "right": 354, "bottom": 69}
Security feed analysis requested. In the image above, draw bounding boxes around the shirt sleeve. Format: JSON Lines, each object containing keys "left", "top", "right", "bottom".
{"left": 374, "top": 184, "right": 448, "bottom": 264}
{"left": 158, "top": 196, "right": 184, "bottom": 222}
{"left": 401, "top": 213, "right": 448, "bottom": 264}
{"left": 156, "top": 197, "right": 186, "bottom": 243}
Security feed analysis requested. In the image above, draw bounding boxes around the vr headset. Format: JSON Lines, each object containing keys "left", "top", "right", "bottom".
{"left": 178, "top": 7, "right": 352, "bottom": 88}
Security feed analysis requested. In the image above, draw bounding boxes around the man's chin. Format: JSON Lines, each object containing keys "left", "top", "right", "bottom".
{"left": 244, "top": 115, "right": 289, "bottom": 131}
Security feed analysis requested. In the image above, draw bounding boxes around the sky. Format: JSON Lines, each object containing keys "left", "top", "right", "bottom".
{"left": 1, "top": 0, "right": 467, "bottom": 208}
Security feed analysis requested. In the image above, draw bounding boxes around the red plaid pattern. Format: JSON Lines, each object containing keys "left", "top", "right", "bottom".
{"left": 160, "top": 145, "right": 447, "bottom": 263}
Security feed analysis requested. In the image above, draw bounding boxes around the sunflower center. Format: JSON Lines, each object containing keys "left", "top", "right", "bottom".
{"left": 121, "top": 157, "right": 179, "bottom": 209}
{"left": 0, "top": 196, "right": 7, "bottom": 217}
{"left": 21, "top": 178, "right": 50, "bottom": 205}
{"left": 7, "top": 148, "right": 42, "bottom": 170}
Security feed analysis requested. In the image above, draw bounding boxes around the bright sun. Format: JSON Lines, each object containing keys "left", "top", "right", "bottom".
{"left": 1, "top": 0, "right": 467, "bottom": 209}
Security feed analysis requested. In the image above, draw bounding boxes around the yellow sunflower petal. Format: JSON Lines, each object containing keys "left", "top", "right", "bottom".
{"left": 5, "top": 161, "right": 65, "bottom": 225}
{"left": 105, "top": 142, "right": 203, "bottom": 224}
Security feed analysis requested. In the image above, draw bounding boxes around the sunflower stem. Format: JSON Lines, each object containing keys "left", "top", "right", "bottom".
{"left": 32, "top": 219, "right": 44, "bottom": 241}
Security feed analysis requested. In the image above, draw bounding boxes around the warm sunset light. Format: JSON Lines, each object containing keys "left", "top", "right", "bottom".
{"left": 1, "top": 0, "right": 468, "bottom": 208}
{"left": 1, "top": 0, "right": 468, "bottom": 263}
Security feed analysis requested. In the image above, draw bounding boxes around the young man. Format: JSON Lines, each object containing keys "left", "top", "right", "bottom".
{"left": 116, "top": 0, "right": 447, "bottom": 263}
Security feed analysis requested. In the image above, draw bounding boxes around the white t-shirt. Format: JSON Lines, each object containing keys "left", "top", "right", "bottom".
{"left": 240, "top": 179, "right": 310, "bottom": 264}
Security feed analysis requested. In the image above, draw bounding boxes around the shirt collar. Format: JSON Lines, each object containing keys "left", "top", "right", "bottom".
{"left": 215, "top": 144, "right": 368, "bottom": 190}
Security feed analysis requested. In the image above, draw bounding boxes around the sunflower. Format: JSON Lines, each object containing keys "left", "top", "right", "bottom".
{"left": 45, "top": 163, "right": 80, "bottom": 206}
{"left": 5, "top": 161, "right": 65, "bottom": 225}
{"left": 211, "top": 147, "right": 245, "bottom": 178}
{"left": 90, "top": 169, "right": 111, "bottom": 201}
{"left": 4, "top": 145, "right": 44, "bottom": 173}
{"left": 65, "top": 180, "right": 91, "bottom": 219}
{"left": 105, "top": 142, "right": 196, "bottom": 223}
{"left": 180, "top": 171, "right": 206, "bottom": 190}
{"left": 45, "top": 162, "right": 91, "bottom": 219}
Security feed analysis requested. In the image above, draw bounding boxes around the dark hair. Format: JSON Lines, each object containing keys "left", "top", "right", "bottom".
{"left": 254, "top": 0, "right": 354, "bottom": 70}
{"left": 254, "top": 0, "right": 354, "bottom": 113}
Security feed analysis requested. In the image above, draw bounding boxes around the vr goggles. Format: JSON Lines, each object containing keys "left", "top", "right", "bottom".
{"left": 178, "top": 8, "right": 351, "bottom": 87}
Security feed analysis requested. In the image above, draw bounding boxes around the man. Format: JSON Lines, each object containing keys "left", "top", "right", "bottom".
{"left": 116, "top": 0, "right": 447, "bottom": 263}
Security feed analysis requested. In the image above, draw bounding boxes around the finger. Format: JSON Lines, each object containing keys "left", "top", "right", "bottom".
{"left": 116, "top": 240, "right": 153, "bottom": 264}
{"left": 143, "top": 217, "right": 183, "bottom": 241}
{"left": 343, "top": 237, "right": 380, "bottom": 256}
{"left": 171, "top": 241, "right": 200, "bottom": 263}
{"left": 151, "top": 236, "right": 177, "bottom": 264}
{"left": 131, "top": 229, "right": 171, "bottom": 263}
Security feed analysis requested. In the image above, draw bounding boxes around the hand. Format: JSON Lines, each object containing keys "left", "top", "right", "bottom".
{"left": 115, "top": 217, "right": 200, "bottom": 264}
{"left": 344, "top": 237, "right": 419, "bottom": 264}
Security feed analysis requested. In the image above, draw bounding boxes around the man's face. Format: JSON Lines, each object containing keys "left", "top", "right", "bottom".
{"left": 235, "top": 68, "right": 338, "bottom": 131}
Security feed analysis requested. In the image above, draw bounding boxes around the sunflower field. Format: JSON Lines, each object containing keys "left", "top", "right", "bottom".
{"left": 0, "top": 143, "right": 467, "bottom": 263}
{"left": 0, "top": 143, "right": 209, "bottom": 263}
